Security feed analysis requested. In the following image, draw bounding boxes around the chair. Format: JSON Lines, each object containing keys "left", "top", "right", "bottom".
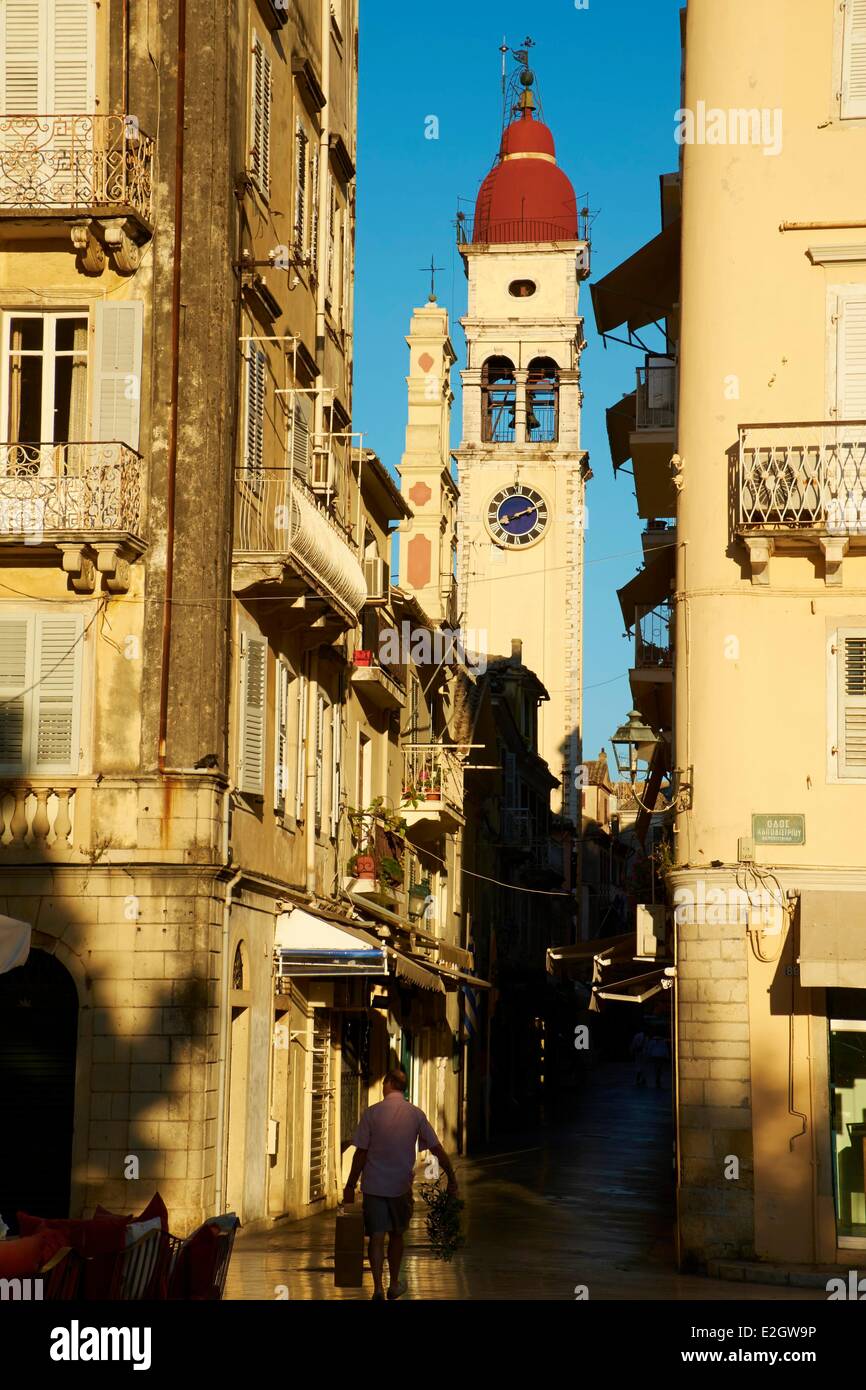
{"left": 166, "top": 1214, "right": 239, "bottom": 1301}
{"left": 38, "top": 1246, "right": 83, "bottom": 1301}
{"left": 108, "top": 1227, "right": 162, "bottom": 1300}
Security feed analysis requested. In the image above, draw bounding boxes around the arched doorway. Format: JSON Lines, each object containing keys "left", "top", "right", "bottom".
{"left": 0, "top": 948, "right": 78, "bottom": 1229}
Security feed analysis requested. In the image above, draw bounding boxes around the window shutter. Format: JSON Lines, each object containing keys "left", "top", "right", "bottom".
{"left": 295, "top": 667, "right": 308, "bottom": 818}
{"left": 93, "top": 299, "right": 144, "bottom": 451}
{"left": 326, "top": 182, "right": 337, "bottom": 294}
{"left": 309, "top": 143, "right": 320, "bottom": 273}
{"left": 274, "top": 657, "right": 289, "bottom": 813}
{"left": 49, "top": 0, "right": 93, "bottom": 112}
{"left": 239, "top": 631, "right": 266, "bottom": 796}
{"left": 0, "top": 617, "right": 29, "bottom": 770}
{"left": 294, "top": 120, "right": 308, "bottom": 249}
{"left": 837, "top": 295, "right": 866, "bottom": 418}
{"left": 838, "top": 630, "right": 866, "bottom": 777}
{"left": 244, "top": 346, "right": 266, "bottom": 482}
{"left": 249, "top": 33, "right": 271, "bottom": 200}
{"left": 33, "top": 612, "right": 81, "bottom": 772}
{"left": 842, "top": 0, "right": 866, "bottom": 118}
{"left": 1, "top": 0, "right": 43, "bottom": 113}
{"left": 330, "top": 699, "right": 341, "bottom": 838}
{"left": 314, "top": 692, "right": 325, "bottom": 829}
{"left": 292, "top": 397, "right": 310, "bottom": 480}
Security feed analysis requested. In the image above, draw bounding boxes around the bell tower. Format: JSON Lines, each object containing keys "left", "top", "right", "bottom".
{"left": 454, "top": 56, "right": 591, "bottom": 819}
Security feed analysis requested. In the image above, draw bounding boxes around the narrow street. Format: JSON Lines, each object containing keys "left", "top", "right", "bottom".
{"left": 225, "top": 1064, "right": 824, "bottom": 1301}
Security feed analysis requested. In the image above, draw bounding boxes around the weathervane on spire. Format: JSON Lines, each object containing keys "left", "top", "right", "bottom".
{"left": 499, "top": 37, "right": 542, "bottom": 137}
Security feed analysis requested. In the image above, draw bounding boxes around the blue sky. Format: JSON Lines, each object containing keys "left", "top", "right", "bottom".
{"left": 353, "top": 0, "right": 683, "bottom": 765}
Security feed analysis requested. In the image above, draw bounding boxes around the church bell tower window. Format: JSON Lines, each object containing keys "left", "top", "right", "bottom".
{"left": 481, "top": 356, "right": 516, "bottom": 443}
{"left": 526, "top": 357, "right": 559, "bottom": 443}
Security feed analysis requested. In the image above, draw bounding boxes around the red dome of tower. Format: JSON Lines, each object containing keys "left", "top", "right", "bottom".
{"left": 473, "top": 110, "right": 578, "bottom": 245}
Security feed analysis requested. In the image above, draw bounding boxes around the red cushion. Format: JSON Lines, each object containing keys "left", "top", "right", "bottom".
{"left": 168, "top": 1223, "right": 220, "bottom": 1301}
{"left": 16, "top": 1214, "right": 128, "bottom": 1256}
{"left": 0, "top": 1233, "right": 47, "bottom": 1277}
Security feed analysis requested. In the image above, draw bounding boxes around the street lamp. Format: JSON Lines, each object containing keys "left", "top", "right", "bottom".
{"left": 610, "top": 710, "right": 659, "bottom": 783}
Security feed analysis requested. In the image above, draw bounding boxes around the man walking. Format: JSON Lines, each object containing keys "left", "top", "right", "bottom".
{"left": 342, "top": 1067, "right": 458, "bottom": 1300}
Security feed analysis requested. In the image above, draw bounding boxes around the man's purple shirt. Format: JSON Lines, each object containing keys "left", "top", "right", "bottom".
{"left": 350, "top": 1092, "right": 440, "bottom": 1197}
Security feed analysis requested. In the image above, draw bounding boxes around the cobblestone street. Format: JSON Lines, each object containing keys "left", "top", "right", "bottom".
{"left": 225, "top": 1064, "right": 825, "bottom": 1301}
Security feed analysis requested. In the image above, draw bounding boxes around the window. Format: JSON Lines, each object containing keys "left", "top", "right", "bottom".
{"left": 293, "top": 119, "right": 309, "bottom": 252}
{"left": 243, "top": 343, "right": 266, "bottom": 487}
{"left": 309, "top": 143, "right": 320, "bottom": 277}
{"left": 508, "top": 279, "right": 536, "bottom": 298}
{"left": 249, "top": 32, "right": 272, "bottom": 200}
{"left": 294, "top": 662, "right": 308, "bottom": 819}
{"left": 0, "top": 609, "right": 83, "bottom": 774}
{"left": 0, "top": 0, "right": 94, "bottom": 114}
{"left": 835, "top": 291, "right": 866, "bottom": 419}
{"left": 290, "top": 393, "right": 310, "bottom": 480}
{"left": 326, "top": 179, "right": 338, "bottom": 300}
{"left": 526, "top": 357, "right": 559, "bottom": 443}
{"left": 314, "top": 691, "right": 325, "bottom": 831}
{"left": 841, "top": 0, "right": 866, "bottom": 119}
{"left": 274, "top": 656, "right": 291, "bottom": 814}
{"left": 1, "top": 302, "right": 142, "bottom": 469}
{"left": 330, "top": 699, "right": 342, "bottom": 838}
{"left": 238, "top": 627, "right": 266, "bottom": 796}
{"left": 481, "top": 357, "right": 515, "bottom": 443}
{"left": 836, "top": 628, "right": 866, "bottom": 779}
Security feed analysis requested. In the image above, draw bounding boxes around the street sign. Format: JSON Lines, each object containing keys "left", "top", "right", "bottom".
{"left": 752, "top": 814, "right": 805, "bottom": 845}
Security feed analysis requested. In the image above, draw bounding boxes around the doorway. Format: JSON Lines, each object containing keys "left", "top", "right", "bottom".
{"left": 828, "top": 990, "right": 866, "bottom": 1247}
{"left": 0, "top": 948, "right": 78, "bottom": 1228}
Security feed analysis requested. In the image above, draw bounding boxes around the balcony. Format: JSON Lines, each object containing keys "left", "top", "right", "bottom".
{"left": 737, "top": 422, "right": 866, "bottom": 584}
{"left": 635, "top": 602, "right": 672, "bottom": 670}
{"left": 501, "top": 807, "right": 533, "bottom": 846}
{"left": 350, "top": 650, "right": 406, "bottom": 711}
{"left": 0, "top": 783, "right": 76, "bottom": 856}
{"left": 629, "top": 602, "right": 673, "bottom": 732}
{"left": 400, "top": 745, "right": 464, "bottom": 838}
{"left": 635, "top": 363, "right": 677, "bottom": 431}
{"left": 0, "top": 441, "right": 145, "bottom": 591}
{"left": 0, "top": 114, "right": 155, "bottom": 272}
{"left": 456, "top": 210, "right": 591, "bottom": 248}
{"left": 233, "top": 468, "right": 366, "bottom": 625}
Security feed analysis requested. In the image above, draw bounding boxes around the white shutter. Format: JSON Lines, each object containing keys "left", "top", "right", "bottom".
{"left": 33, "top": 612, "right": 81, "bottom": 772}
{"left": 309, "top": 143, "right": 320, "bottom": 273}
{"left": 837, "top": 295, "right": 866, "bottom": 418}
{"left": 249, "top": 33, "right": 271, "bottom": 200}
{"left": 292, "top": 397, "right": 310, "bottom": 479}
{"left": 294, "top": 120, "right": 308, "bottom": 249}
{"left": 1, "top": 0, "right": 43, "bottom": 113}
{"left": 274, "top": 657, "right": 290, "bottom": 813}
{"left": 838, "top": 629, "right": 866, "bottom": 777}
{"left": 326, "top": 181, "right": 336, "bottom": 294}
{"left": 239, "top": 631, "right": 266, "bottom": 796}
{"left": 842, "top": 0, "right": 866, "bottom": 119}
{"left": 93, "top": 300, "right": 144, "bottom": 451}
{"left": 49, "top": 0, "right": 93, "bottom": 113}
{"left": 314, "top": 692, "right": 325, "bottom": 829}
{"left": 244, "top": 346, "right": 266, "bottom": 481}
{"left": 295, "top": 667, "right": 308, "bottom": 818}
{"left": 329, "top": 698, "right": 341, "bottom": 838}
{"left": 0, "top": 617, "right": 30, "bottom": 770}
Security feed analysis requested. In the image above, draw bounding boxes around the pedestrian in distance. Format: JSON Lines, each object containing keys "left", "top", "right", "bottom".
{"left": 342, "top": 1066, "right": 458, "bottom": 1301}
{"left": 645, "top": 1032, "right": 670, "bottom": 1088}
{"left": 630, "top": 1028, "right": 647, "bottom": 1087}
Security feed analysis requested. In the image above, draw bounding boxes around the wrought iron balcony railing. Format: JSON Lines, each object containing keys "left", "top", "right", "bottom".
{"left": 0, "top": 114, "right": 154, "bottom": 223}
{"left": 0, "top": 442, "right": 143, "bottom": 539}
{"left": 738, "top": 422, "right": 866, "bottom": 533}
{"left": 635, "top": 364, "right": 677, "bottom": 431}
{"left": 501, "top": 806, "right": 533, "bottom": 845}
{"left": 456, "top": 210, "right": 591, "bottom": 245}
{"left": 401, "top": 745, "right": 464, "bottom": 812}
{"left": 635, "top": 602, "right": 673, "bottom": 669}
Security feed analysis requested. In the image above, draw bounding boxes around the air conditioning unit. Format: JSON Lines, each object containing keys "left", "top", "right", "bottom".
{"left": 364, "top": 555, "right": 388, "bottom": 603}
{"left": 636, "top": 903, "right": 667, "bottom": 960}
{"left": 310, "top": 445, "right": 337, "bottom": 494}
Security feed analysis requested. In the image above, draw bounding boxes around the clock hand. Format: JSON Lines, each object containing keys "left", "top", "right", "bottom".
{"left": 502, "top": 505, "right": 537, "bottom": 525}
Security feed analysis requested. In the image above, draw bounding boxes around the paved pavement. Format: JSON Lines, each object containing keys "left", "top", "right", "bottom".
{"left": 225, "top": 1063, "right": 825, "bottom": 1301}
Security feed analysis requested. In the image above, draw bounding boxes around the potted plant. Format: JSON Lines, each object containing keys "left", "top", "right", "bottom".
{"left": 377, "top": 855, "right": 404, "bottom": 890}
{"left": 347, "top": 852, "right": 376, "bottom": 880}
{"left": 425, "top": 769, "right": 442, "bottom": 802}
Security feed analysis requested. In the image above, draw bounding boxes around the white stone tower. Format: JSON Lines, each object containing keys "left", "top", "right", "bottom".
{"left": 454, "top": 65, "right": 591, "bottom": 819}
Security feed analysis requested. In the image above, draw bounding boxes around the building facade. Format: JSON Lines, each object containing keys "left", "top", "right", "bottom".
{"left": 597, "top": 0, "right": 866, "bottom": 1270}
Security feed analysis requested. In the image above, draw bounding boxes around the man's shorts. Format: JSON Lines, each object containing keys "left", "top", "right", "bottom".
{"left": 362, "top": 1192, "right": 414, "bottom": 1236}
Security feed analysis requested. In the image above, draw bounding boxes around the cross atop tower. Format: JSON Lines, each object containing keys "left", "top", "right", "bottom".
{"left": 420, "top": 255, "right": 444, "bottom": 302}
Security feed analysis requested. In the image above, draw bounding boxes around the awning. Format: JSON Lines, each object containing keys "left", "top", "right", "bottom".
{"left": 274, "top": 907, "right": 386, "bottom": 978}
{"left": 617, "top": 547, "right": 675, "bottom": 630}
{"left": 606, "top": 391, "right": 637, "bottom": 470}
{"left": 591, "top": 220, "right": 681, "bottom": 336}
{"left": 0, "top": 914, "right": 30, "bottom": 975}
{"left": 799, "top": 891, "right": 866, "bottom": 988}
{"left": 546, "top": 933, "right": 634, "bottom": 975}
{"left": 433, "top": 963, "right": 492, "bottom": 990}
{"left": 594, "top": 968, "right": 671, "bottom": 1004}
{"left": 388, "top": 949, "right": 445, "bottom": 993}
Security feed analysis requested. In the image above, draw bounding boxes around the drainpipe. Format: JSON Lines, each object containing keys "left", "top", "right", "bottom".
{"left": 305, "top": 651, "right": 320, "bottom": 894}
{"left": 121, "top": 0, "right": 129, "bottom": 113}
{"left": 315, "top": 0, "right": 330, "bottom": 444}
{"left": 157, "top": 0, "right": 187, "bottom": 772}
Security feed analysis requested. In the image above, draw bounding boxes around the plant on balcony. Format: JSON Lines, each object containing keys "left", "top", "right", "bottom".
{"left": 377, "top": 856, "right": 404, "bottom": 889}
{"left": 346, "top": 852, "right": 376, "bottom": 881}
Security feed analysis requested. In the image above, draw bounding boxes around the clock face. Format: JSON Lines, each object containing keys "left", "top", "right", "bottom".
{"left": 486, "top": 485, "right": 549, "bottom": 548}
